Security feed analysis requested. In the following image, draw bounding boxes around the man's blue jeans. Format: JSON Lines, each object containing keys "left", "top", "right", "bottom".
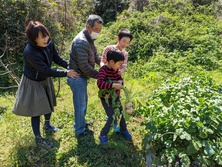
{"left": 67, "top": 76, "right": 88, "bottom": 134}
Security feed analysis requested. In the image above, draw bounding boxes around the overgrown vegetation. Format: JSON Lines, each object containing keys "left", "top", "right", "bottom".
{"left": 1, "top": 0, "right": 222, "bottom": 166}
{"left": 141, "top": 74, "right": 222, "bottom": 166}
{"left": 97, "top": 0, "right": 222, "bottom": 71}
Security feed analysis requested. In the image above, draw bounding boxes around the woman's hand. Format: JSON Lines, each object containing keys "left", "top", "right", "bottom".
{"left": 67, "top": 70, "right": 80, "bottom": 78}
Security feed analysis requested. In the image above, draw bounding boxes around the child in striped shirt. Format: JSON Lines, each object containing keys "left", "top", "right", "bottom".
{"left": 97, "top": 49, "right": 132, "bottom": 144}
{"left": 100, "top": 29, "right": 133, "bottom": 132}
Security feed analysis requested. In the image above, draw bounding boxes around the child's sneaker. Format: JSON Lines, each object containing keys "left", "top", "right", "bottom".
{"left": 113, "top": 123, "right": 120, "bottom": 133}
{"left": 35, "top": 136, "right": 53, "bottom": 148}
{"left": 121, "top": 130, "right": 132, "bottom": 139}
{"left": 43, "top": 124, "right": 59, "bottom": 133}
{"left": 99, "top": 135, "right": 108, "bottom": 144}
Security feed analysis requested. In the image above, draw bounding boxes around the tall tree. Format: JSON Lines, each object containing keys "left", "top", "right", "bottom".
{"left": 94, "top": 0, "right": 129, "bottom": 23}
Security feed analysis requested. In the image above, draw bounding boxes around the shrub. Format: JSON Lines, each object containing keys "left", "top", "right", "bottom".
{"left": 142, "top": 74, "right": 222, "bottom": 166}
{"left": 96, "top": 0, "right": 222, "bottom": 71}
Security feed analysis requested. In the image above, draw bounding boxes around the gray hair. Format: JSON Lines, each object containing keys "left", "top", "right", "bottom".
{"left": 86, "top": 14, "right": 103, "bottom": 27}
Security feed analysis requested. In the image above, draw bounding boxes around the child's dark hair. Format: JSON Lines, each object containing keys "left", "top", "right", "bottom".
{"left": 118, "top": 29, "right": 133, "bottom": 41}
{"left": 107, "top": 48, "right": 124, "bottom": 63}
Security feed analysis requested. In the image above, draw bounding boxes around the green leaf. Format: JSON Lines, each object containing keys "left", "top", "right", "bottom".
{"left": 193, "top": 140, "right": 202, "bottom": 150}
{"left": 175, "top": 128, "right": 184, "bottom": 134}
{"left": 199, "top": 131, "right": 208, "bottom": 139}
{"left": 124, "top": 113, "right": 130, "bottom": 121}
{"left": 173, "top": 134, "right": 177, "bottom": 141}
{"left": 204, "top": 145, "right": 215, "bottom": 156}
{"left": 179, "top": 131, "right": 191, "bottom": 141}
{"left": 205, "top": 128, "right": 214, "bottom": 135}
{"left": 187, "top": 126, "right": 197, "bottom": 133}
{"left": 196, "top": 121, "right": 203, "bottom": 127}
{"left": 187, "top": 144, "right": 197, "bottom": 155}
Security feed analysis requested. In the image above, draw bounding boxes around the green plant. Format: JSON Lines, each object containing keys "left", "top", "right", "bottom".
{"left": 98, "top": 84, "right": 133, "bottom": 122}
{"left": 96, "top": 0, "right": 222, "bottom": 69}
{"left": 142, "top": 74, "right": 222, "bottom": 166}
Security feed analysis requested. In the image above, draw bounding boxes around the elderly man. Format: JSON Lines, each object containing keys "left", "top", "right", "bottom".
{"left": 67, "top": 14, "right": 103, "bottom": 136}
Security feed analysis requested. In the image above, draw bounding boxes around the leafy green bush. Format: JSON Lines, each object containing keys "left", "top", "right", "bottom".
{"left": 142, "top": 74, "right": 222, "bottom": 166}
{"left": 96, "top": 0, "right": 222, "bottom": 72}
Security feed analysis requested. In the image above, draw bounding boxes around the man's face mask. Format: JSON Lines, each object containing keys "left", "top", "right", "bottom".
{"left": 90, "top": 31, "right": 100, "bottom": 39}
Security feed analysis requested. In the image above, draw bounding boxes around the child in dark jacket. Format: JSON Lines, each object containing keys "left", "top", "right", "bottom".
{"left": 97, "top": 48, "right": 132, "bottom": 144}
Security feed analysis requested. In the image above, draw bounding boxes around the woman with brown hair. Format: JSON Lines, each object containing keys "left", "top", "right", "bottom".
{"left": 13, "top": 21, "right": 79, "bottom": 148}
